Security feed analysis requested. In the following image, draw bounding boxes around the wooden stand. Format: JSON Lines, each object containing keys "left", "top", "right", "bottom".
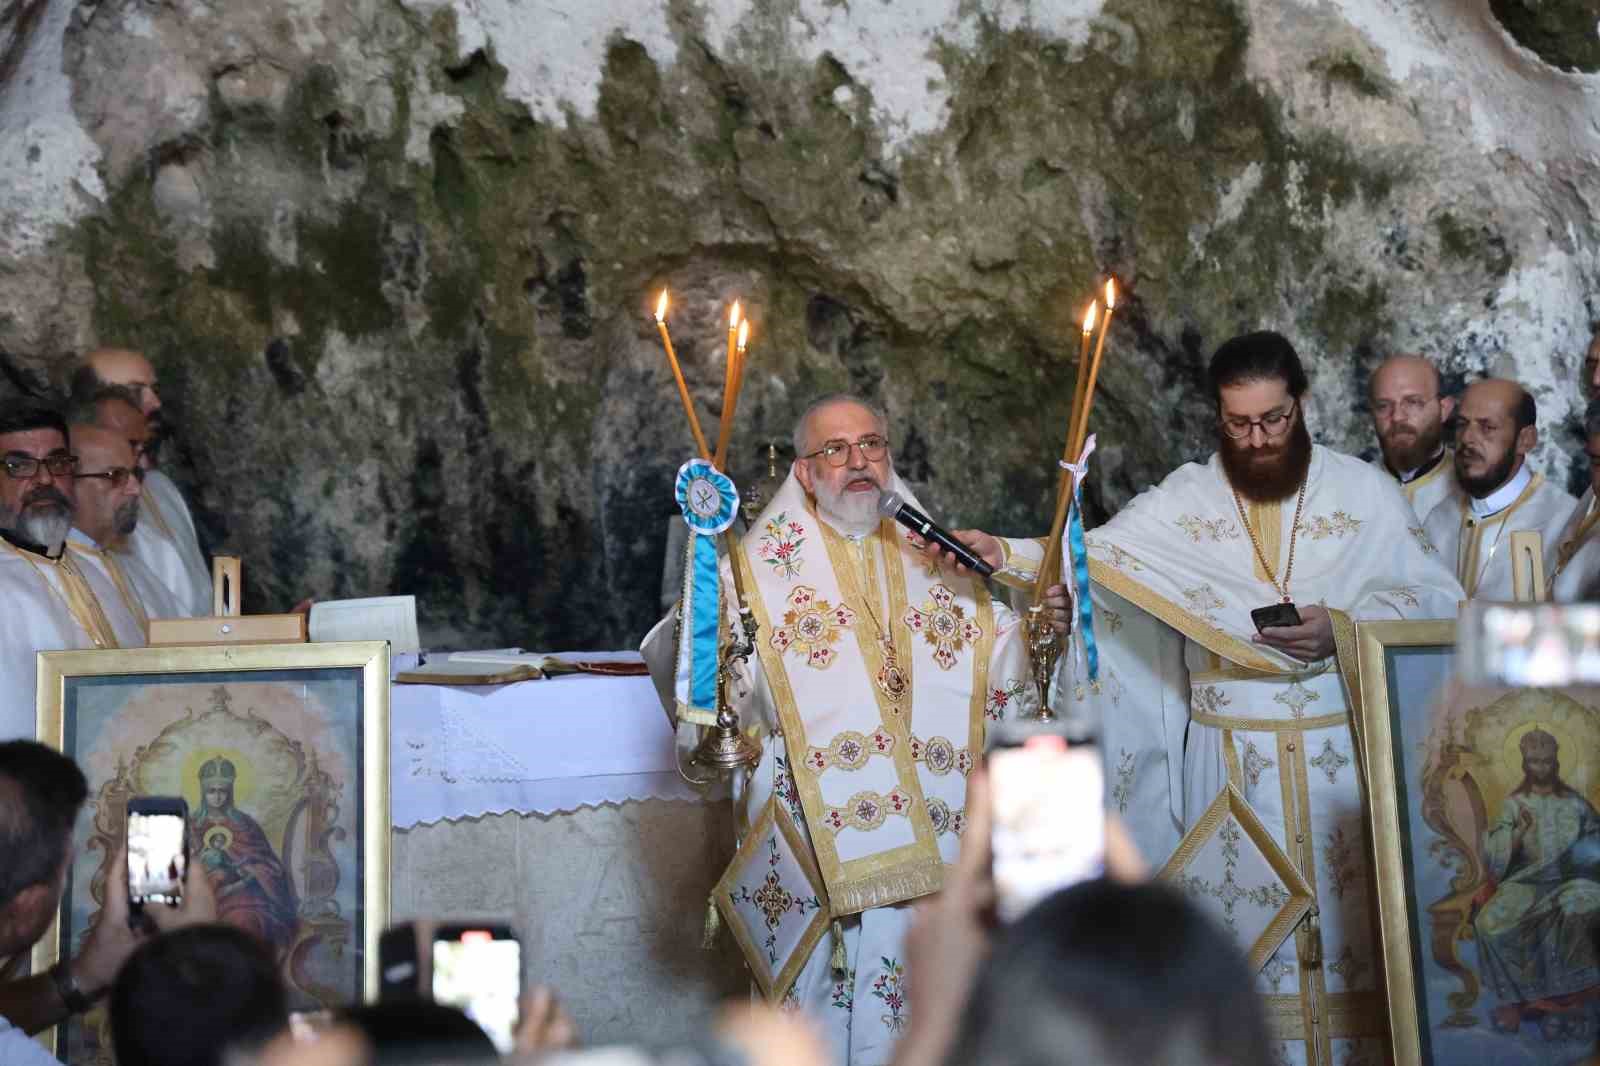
{"left": 148, "top": 557, "right": 309, "bottom": 646}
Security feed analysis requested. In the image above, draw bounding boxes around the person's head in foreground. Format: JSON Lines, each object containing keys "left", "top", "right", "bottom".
{"left": 0, "top": 740, "right": 88, "bottom": 957}
{"left": 942, "top": 878, "right": 1273, "bottom": 1066}
{"left": 110, "top": 923, "right": 289, "bottom": 1066}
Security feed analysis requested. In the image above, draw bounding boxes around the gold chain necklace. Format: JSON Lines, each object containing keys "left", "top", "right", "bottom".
{"left": 1232, "top": 481, "right": 1307, "bottom": 603}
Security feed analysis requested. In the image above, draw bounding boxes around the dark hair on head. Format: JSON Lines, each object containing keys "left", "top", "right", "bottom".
{"left": 110, "top": 924, "right": 289, "bottom": 1066}
{"left": 0, "top": 741, "right": 88, "bottom": 909}
{"left": 0, "top": 404, "right": 69, "bottom": 444}
{"left": 336, "top": 1000, "right": 499, "bottom": 1064}
{"left": 1208, "top": 331, "right": 1309, "bottom": 408}
{"left": 943, "top": 879, "right": 1273, "bottom": 1066}
{"left": 1514, "top": 386, "right": 1537, "bottom": 434}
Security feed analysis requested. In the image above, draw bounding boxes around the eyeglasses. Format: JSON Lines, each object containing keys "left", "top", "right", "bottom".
{"left": 75, "top": 466, "right": 142, "bottom": 488}
{"left": 801, "top": 435, "right": 890, "bottom": 467}
{"left": 2, "top": 453, "right": 78, "bottom": 479}
{"left": 1220, "top": 399, "right": 1297, "bottom": 440}
{"left": 1372, "top": 396, "right": 1438, "bottom": 418}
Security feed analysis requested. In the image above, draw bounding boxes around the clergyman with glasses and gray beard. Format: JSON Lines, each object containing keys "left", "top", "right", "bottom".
{"left": 958, "top": 331, "right": 1463, "bottom": 1066}
{"left": 640, "top": 393, "right": 1045, "bottom": 1066}
{"left": 0, "top": 406, "right": 147, "bottom": 741}
{"left": 1421, "top": 379, "right": 1574, "bottom": 601}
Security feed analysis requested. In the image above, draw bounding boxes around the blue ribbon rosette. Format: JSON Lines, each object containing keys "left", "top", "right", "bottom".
{"left": 674, "top": 459, "right": 740, "bottom": 716}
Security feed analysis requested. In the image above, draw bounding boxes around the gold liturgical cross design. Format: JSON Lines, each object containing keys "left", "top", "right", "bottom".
{"left": 1174, "top": 820, "right": 1291, "bottom": 935}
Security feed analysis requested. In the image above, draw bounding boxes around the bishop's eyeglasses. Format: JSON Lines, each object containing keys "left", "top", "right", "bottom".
{"left": 801, "top": 435, "right": 890, "bottom": 466}
{"left": 1220, "top": 399, "right": 1297, "bottom": 440}
{"left": 2, "top": 453, "right": 79, "bottom": 479}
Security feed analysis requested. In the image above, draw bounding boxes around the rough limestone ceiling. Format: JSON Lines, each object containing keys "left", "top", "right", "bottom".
{"left": 0, "top": 0, "right": 1595, "bottom": 646}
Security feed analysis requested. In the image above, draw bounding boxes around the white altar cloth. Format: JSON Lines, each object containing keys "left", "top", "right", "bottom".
{"left": 390, "top": 651, "right": 711, "bottom": 826}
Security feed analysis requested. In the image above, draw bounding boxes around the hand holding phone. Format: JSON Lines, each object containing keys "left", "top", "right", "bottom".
{"left": 126, "top": 797, "right": 189, "bottom": 917}
{"left": 431, "top": 924, "right": 521, "bottom": 1054}
{"left": 988, "top": 726, "right": 1105, "bottom": 923}
{"left": 1250, "top": 602, "right": 1303, "bottom": 633}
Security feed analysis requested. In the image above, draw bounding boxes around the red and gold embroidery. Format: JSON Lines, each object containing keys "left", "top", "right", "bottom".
{"left": 924, "top": 798, "right": 967, "bottom": 837}
{"left": 770, "top": 585, "right": 856, "bottom": 669}
{"left": 906, "top": 735, "right": 973, "bottom": 776}
{"left": 819, "top": 787, "right": 914, "bottom": 834}
{"left": 902, "top": 583, "right": 982, "bottom": 670}
{"left": 805, "top": 727, "right": 896, "bottom": 772}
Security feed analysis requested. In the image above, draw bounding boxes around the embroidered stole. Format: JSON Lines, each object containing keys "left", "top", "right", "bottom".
{"left": 1456, "top": 474, "right": 1544, "bottom": 598}
{"left": 1550, "top": 491, "right": 1599, "bottom": 591}
{"left": 738, "top": 474, "right": 991, "bottom": 916}
{"left": 72, "top": 542, "right": 150, "bottom": 636}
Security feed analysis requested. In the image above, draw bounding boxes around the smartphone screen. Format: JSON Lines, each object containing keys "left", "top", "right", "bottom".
{"left": 990, "top": 735, "right": 1105, "bottom": 922}
{"left": 431, "top": 927, "right": 520, "bottom": 1053}
{"left": 127, "top": 799, "right": 188, "bottom": 906}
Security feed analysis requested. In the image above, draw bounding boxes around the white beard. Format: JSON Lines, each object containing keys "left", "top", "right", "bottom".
{"left": 814, "top": 479, "right": 883, "bottom": 538}
{"left": 21, "top": 507, "right": 71, "bottom": 551}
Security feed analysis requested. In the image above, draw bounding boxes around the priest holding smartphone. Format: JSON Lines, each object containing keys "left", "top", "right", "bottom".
{"left": 954, "top": 331, "right": 1463, "bottom": 1066}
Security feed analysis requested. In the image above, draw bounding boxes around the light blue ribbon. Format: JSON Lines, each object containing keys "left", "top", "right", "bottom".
{"left": 674, "top": 459, "right": 740, "bottom": 714}
{"left": 1066, "top": 490, "right": 1098, "bottom": 682}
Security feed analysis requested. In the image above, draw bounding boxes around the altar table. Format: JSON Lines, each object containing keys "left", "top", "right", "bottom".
{"left": 387, "top": 655, "right": 746, "bottom": 1046}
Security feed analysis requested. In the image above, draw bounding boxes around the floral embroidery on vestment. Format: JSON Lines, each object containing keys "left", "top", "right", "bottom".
{"left": 1175, "top": 514, "right": 1241, "bottom": 542}
{"left": 731, "top": 832, "right": 824, "bottom": 964}
{"left": 757, "top": 512, "right": 807, "bottom": 579}
{"left": 1408, "top": 525, "right": 1437, "bottom": 554}
{"left": 1381, "top": 585, "right": 1421, "bottom": 608}
{"left": 907, "top": 735, "right": 972, "bottom": 776}
{"left": 871, "top": 957, "right": 907, "bottom": 1036}
{"left": 1172, "top": 818, "right": 1291, "bottom": 934}
{"left": 985, "top": 678, "right": 1025, "bottom": 721}
{"left": 1296, "top": 511, "right": 1363, "bottom": 539}
{"left": 1192, "top": 685, "right": 1233, "bottom": 716}
{"left": 1111, "top": 749, "right": 1135, "bottom": 813}
{"left": 773, "top": 756, "right": 805, "bottom": 824}
{"left": 770, "top": 586, "right": 855, "bottom": 669}
{"left": 1090, "top": 539, "right": 1144, "bottom": 572}
{"left": 805, "top": 727, "right": 896, "bottom": 772}
{"left": 1100, "top": 607, "right": 1123, "bottom": 633}
{"left": 924, "top": 797, "right": 967, "bottom": 837}
{"left": 1324, "top": 825, "right": 1357, "bottom": 900}
{"left": 903, "top": 583, "right": 982, "bottom": 670}
{"left": 820, "top": 787, "right": 914, "bottom": 834}
{"left": 1182, "top": 583, "right": 1225, "bottom": 623}
{"left": 1241, "top": 740, "right": 1276, "bottom": 787}
{"left": 1309, "top": 737, "right": 1350, "bottom": 783}
{"left": 830, "top": 969, "right": 855, "bottom": 1012}
{"left": 1273, "top": 679, "right": 1320, "bottom": 718}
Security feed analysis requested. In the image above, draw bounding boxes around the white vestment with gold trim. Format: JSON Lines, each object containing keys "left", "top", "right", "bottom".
{"left": 1549, "top": 487, "right": 1600, "bottom": 601}
{"left": 1368, "top": 448, "right": 1463, "bottom": 525}
{"left": 1423, "top": 470, "right": 1573, "bottom": 602}
{"left": 643, "top": 473, "right": 1036, "bottom": 1066}
{"left": 130, "top": 469, "right": 212, "bottom": 617}
{"left": 1059, "top": 446, "right": 1462, "bottom": 1066}
{"left": 0, "top": 537, "right": 146, "bottom": 740}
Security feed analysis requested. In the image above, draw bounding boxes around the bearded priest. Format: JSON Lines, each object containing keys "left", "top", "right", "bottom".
{"left": 1366, "top": 353, "right": 1463, "bottom": 521}
{"left": 955, "top": 332, "right": 1463, "bottom": 1066}
{"left": 642, "top": 394, "right": 1041, "bottom": 1066}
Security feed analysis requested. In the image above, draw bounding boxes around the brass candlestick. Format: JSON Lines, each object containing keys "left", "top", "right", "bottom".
{"left": 691, "top": 601, "right": 762, "bottom": 772}
{"left": 1025, "top": 605, "right": 1060, "bottom": 721}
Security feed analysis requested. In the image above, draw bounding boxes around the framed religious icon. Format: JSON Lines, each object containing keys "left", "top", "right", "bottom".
{"left": 1357, "top": 619, "right": 1600, "bottom": 1065}
{"left": 33, "top": 641, "right": 390, "bottom": 1063}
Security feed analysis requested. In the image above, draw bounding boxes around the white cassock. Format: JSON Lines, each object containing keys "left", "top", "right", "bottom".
{"left": 1422, "top": 464, "right": 1574, "bottom": 601}
{"left": 130, "top": 468, "right": 212, "bottom": 617}
{"left": 1058, "top": 446, "right": 1462, "bottom": 1066}
{"left": 1369, "top": 447, "right": 1463, "bottom": 524}
{"left": 643, "top": 473, "right": 1037, "bottom": 1066}
{"left": 67, "top": 529, "right": 187, "bottom": 630}
{"left": 1549, "top": 487, "right": 1600, "bottom": 601}
{"left": 0, "top": 534, "right": 147, "bottom": 740}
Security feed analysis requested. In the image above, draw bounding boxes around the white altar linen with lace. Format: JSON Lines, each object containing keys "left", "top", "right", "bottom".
{"left": 390, "top": 652, "right": 704, "bottom": 826}
{"left": 1061, "top": 445, "right": 1463, "bottom": 1066}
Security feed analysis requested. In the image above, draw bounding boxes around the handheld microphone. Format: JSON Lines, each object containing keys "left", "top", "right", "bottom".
{"left": 877, "top": 490, "right": 995, "bottom": 577}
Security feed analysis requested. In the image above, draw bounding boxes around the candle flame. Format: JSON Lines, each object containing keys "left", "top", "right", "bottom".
{"left": 1082, "top": 302, "right": 1097, "bottom": 334}
{"left": 655, "top": 289, "right": 668, "bottom": 323}
{"left": 1104, "top": 278, "right": 1116, "bottom": 310}
{"left": 737, "top": 319, "right": 750, "bottom": 352}
{"left": 730, "top": 301, "right": 742, "bottom": 329}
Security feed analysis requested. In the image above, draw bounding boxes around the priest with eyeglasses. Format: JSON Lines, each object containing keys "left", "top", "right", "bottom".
{"left": 952, "top": 332, "right": 1463, "bottom": 1066}
{"left": 0, "top": 406, "right": 149, "bottom": 740}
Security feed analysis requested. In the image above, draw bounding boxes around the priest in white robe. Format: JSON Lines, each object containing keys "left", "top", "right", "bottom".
{"left": 1366, "top": 354, "right": 1462, "bottom": 521}
{"left": 65, "top": 423, "right": 185, "bottom": 629}
{"left": 1422, "top": 380, "right": 1573, "bottom": 601}
{"left": 0, "top": 408, "right": 148, "bottom": 740}
{"left": 642, "top": 395, "right": 1040, "bottom": 1066}
{"left": 994, "top": 332, "right": 1464, "bottom": 1066}
{"left": 1549, "top": 398, "right": 1600, "bottom": 601}
{"left": 90, "top": 389, "right": 212, "bottom": 616}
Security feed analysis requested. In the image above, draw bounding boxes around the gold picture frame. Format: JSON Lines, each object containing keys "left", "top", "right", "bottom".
{"left": 712, "top": 797, "right": 831, "bottom": 1003}
{"left": 33, "top": 641, "right": 391, "bottom": 1062}
{"left": 1357, "top": 618, "right": 1600, "bottom": 1066}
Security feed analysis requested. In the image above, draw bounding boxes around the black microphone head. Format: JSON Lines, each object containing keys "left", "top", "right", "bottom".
{"left": 876, "top": 490, "right": 904, "bottom": 519}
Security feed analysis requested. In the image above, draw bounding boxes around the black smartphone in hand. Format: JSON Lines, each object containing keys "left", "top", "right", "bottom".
{"left": 1250, "top": 602, "right": 1303, "bottom": 633}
